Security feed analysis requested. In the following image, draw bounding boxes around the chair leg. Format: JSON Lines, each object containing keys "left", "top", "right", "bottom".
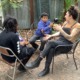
{"left": 52, "top": 56, "right": 54, "bottom": 74}
{"left": 73, "top": 54, "right": 78, "bottom": 70}
{"left": 7, "top": 59, "right": 17, "bottom": 80}
{"left": 12, "top": 59, "right": 17, "bottom": 80}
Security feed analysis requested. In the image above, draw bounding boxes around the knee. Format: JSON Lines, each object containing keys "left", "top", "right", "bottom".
{"left": 41, "top": 40, "right": 46, "bottom": 44}
{"left": 28, "top": 47, "right": 35, "bottom": 56}
{"left": 29, "top": 39, "right": 34, "bottom": 43}
{"left": 47, "top": 40, "right": 53, "bottom": 46}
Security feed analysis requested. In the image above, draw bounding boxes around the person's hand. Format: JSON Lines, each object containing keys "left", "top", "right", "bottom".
{"left": 20, "top": 41, "right": 25, "bottom": 46}
{"left": 49, "top": 22, "right": 53, "bottom": 28}
{"left": 43, "top": 35, "right": 52, "bottom": 41}
{"left": 24, "top": 38, "right": 29, "bottom": 45}
{"left": 53, "top": 24, "right": 62, "bottom": 31}
{"left": 25, "top": 41, "right": 29, "bottom": 45}
{"left": 41, "top": 29, "right": 44, "bottom": 34}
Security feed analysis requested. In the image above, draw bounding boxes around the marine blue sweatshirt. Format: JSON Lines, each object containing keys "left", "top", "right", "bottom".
{"left": 35, "top": 20, "right": 52, "bottom": 37}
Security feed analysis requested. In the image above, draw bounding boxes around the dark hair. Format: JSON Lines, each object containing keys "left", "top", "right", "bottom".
{"left": 3, "top": 17, "right": 18, "bottom": 33}
{"left": 40, "top": 12, "right": 48, "bottom": 18}
{"left": 68, "top": 6, "right": 78, "bottom": 20}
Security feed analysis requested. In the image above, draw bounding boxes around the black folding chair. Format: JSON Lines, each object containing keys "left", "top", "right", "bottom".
{"left": 52, "top": 39, "right": 80, "bottom": 73}
{"left": 0, "top": 46, "right": 27, "bottom": 80}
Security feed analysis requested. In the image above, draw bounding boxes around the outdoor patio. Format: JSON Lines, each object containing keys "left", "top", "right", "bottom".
{"left": 0, "top": 43, "right": 80, "bottom": 80}
{"left": 0, "top": 0, "right": 80, "bottom": 80}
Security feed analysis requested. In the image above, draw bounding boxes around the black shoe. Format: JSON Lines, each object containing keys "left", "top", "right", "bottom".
{"left": 26, "top": 56, "right": 42, "bottom": 69}
{"left": 38, "top": 68, "right": 49, "bottom": 77}
{"left": 18, "top": 65, "right": 26, "bottom": 72}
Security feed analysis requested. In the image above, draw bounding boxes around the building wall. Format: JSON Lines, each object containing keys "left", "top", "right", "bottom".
{"left": 0, "top": 0, "right": 3, "bottom": 26}
{"left": 49, "top": 0, "right": 64, "bottom": 20}
{"left": 11, "top": 0, "right": 30, "bottom": 29}
{"left": 34, "top": 0, "right": 50, "bottom": 24}
{"left": 1, "top": 0, "right": 80, "bottom": 29}
{"left": 2, "top": 0, "right": 30, "bottom": 29}
{"left": 34, "top": 0, "right": 64, "bottom": 27}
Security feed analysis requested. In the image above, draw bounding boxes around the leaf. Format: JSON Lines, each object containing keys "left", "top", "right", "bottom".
{"left": 65, "top": 0, "right": 75, "bottom": 11}
{"left": 10, "top": 3, "right": 18, "bottom": 8}
{"left": 1, "top": 0, "right": 23, "bottom": 9}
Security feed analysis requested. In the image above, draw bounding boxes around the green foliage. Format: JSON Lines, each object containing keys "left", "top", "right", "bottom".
{"left": 0, "top": 0, "right": 23, "bottom": 9}
{"left": 59, "top": 0, "right": 76, "bottom": 21}
{"left": 0, "top": 0, "right": 7, "bottom": 7}
{"left": 0, "top": 0, "right": 9, "bottom": 10}
{"left": 10, "top": 2, "right": 23, "bottom": 8}
{"left": 64, "top": 0, "right": 75, "bottom": 11}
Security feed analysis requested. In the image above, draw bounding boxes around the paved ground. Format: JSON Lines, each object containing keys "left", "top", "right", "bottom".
{"left": 0, "top": 43, "right": 80, "bottom": 80}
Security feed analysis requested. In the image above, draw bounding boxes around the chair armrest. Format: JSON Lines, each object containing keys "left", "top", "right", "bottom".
{"left": 55, "top": 44, "right": 73, "bottom": 49}
{"left": 55, "top": 44, "right": 73, "bottom": 53}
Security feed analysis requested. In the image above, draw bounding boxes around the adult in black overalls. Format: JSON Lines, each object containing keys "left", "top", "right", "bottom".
{"left": 26, "top": 6, "right": 80, "bottom": 77}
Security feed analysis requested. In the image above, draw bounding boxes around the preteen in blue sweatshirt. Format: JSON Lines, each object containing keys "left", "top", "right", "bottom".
{"left": 29, "top": 12, "right": 53, "bottom": 51}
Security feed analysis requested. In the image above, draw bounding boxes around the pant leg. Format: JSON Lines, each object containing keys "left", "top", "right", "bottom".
{"left": 18, "top": 46, "right": 35, "bottom": 59}
{"left": 40, "top": 40, "right": 58, "bottom": 58}
{"left": 45, "top": 49, "right": 54, "bottom": 68}
{"left": 29, "top": 35, "right": 40, "bottom": 49}
{"left": 39, "top": 37, "right": 47, "bottom": 51}
{"left": 40, "top": 39, "right": 72, "bottom": 58}
{"left": 44, "top": 40, "right": 72, "bottom": 69}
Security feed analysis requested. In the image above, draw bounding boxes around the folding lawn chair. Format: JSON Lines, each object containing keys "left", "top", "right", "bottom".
{"left": 0, "top": 46, "right": 27, "bottom": 80}
{"left": 52, "top": 38, "right": 80, "bottom": 73}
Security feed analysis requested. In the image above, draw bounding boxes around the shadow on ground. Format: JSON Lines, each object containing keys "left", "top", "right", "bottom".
{"left": 0, "top": 43, "right": 80, "bottom": 80}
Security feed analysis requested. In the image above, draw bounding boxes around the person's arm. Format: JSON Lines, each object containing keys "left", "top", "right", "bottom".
{"left": 20, "top": 41, "right": 25, "bottom": 46}
{"left": 38, "top": 21, "right": 52, "bottom": 32}
{"left": 53, "top": 24, "right": 80, "bottom": 42}
{"left": 51, "top": 32, "right": 60, "bottom": 37}
{"left": 43, "top": 32, "right": 60, "bottom": 40}
{"left": 11, "top": 34, "right": 20, "bottom": 55}
{"left": 60, "top": 27, "right": 80, "bottom": 41}
{"left": 20, "top": 39, "right": 29, "bottom": 46}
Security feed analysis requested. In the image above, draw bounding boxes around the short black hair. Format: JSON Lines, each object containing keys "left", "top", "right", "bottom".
{"left": 3, "top": 17, "right": 18, "bottom": 33}
{"left": 68, "top": 6, "right": 78, "bottom": 20}
{"left": 40, "top": 12, "right": 48, "bottom": 18}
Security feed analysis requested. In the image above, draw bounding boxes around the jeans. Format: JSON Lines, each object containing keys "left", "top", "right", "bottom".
{"left": 29, "top": 34, "right": 46, "bottom": 51}
{"left": 45, "top": 49, "right": 54, "bottom": 68}
{"left": 41, "top": 39, "right": 72, "bottom": 58}
{"left": 41, "top": 39, "right": 72, "bottom": 68}
{"left": 1, "top": 46, "right": 35, "bottom": 63}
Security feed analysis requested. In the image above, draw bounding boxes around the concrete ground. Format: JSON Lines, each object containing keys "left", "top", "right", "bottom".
{"left": 0, "top": 43, "right": 80, "bottom": 80}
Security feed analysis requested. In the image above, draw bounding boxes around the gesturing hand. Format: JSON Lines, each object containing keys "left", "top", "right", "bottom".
{"left": 53, "top": 24, "right": 62, "bottom": 31}
{"left": 49, "top": 22, "right": 54, "bottom": 28}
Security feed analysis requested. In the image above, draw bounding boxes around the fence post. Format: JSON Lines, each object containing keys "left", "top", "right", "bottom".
{"left": 0, "top": 16, "right": 2, "bottom": 27}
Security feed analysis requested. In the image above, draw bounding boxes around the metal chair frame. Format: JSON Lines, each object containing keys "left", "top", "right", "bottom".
{"left": 0, "top": 46, "right": 27, "bottom": 80}
{"left": 52, "top": 39, "right": 80, "bottom": 73}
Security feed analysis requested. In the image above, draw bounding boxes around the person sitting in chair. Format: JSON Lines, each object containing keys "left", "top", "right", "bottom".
{"left": 0, "top": 17, "right": 35, "bottom": 72}
{"left": 26, "top": 6, "right": 80, "bottom": 76}
{"left": 29, "top": 12, "right": 53, "bottom": 51}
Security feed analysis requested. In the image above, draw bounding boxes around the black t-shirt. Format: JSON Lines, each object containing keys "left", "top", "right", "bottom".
{"left": 0, "top": 30, "right": 21, "bottom": 62}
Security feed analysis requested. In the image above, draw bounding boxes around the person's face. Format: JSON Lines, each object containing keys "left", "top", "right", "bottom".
{"left": 65, "top": 12, "right": 72, "bottom": 21}
{"left": 41, "top": 16, "right": 48, "bottom": 22}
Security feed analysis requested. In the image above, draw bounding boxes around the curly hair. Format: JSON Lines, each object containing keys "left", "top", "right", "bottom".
{"left": 68, "top": 5, "right": 79, "bottom": 20}
{"left": 3, "top": 17, "right": 18, "bottom": 33}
